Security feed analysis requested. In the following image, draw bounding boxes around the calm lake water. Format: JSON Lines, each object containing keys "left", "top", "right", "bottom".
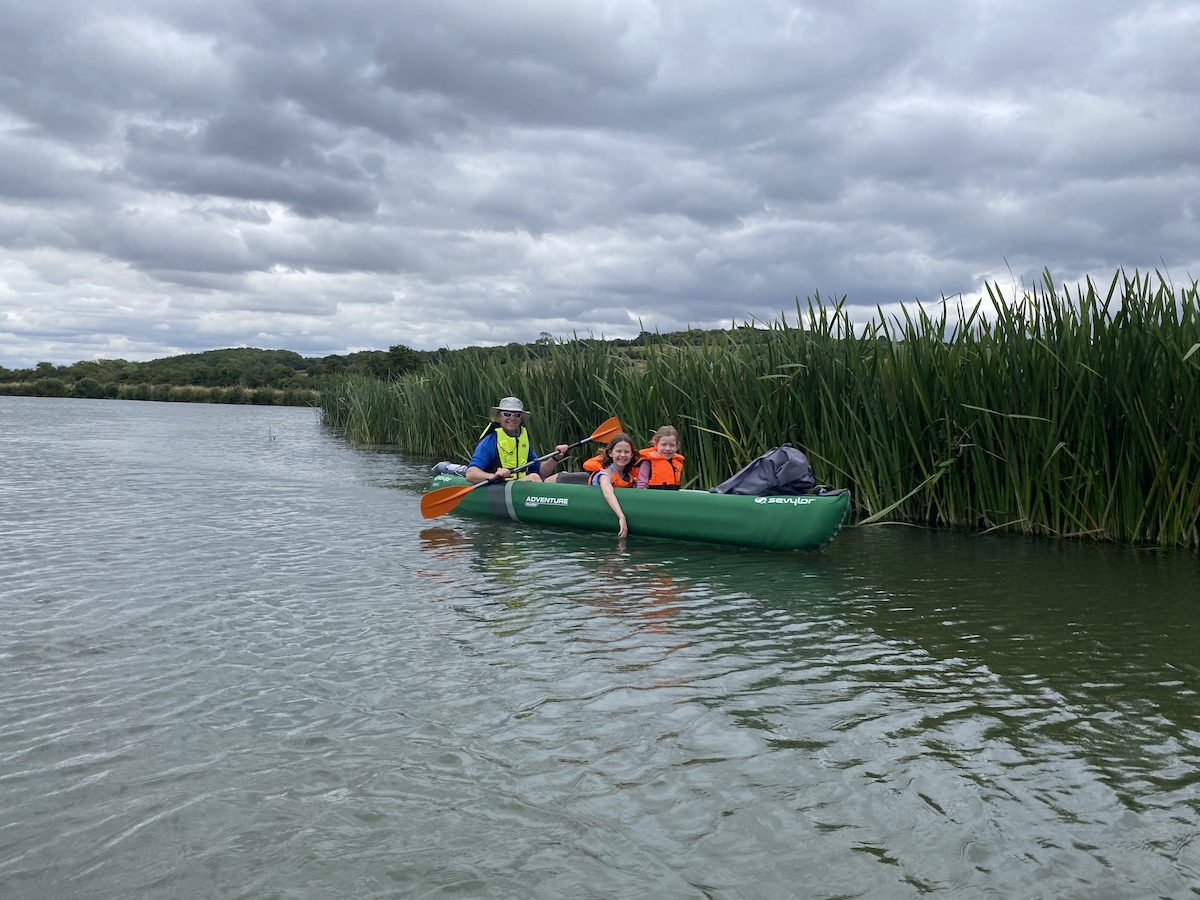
{"left": 2, "top": 395, "right": 1198, "bottom": 899}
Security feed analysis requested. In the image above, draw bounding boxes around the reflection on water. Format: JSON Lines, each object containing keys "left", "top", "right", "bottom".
{"left": 421, "top": 526, "right": 691, "bottom": 637}
{"left": 407, "top": 517, "right": 1200, "bottom": 897}
{"left": 2, "top": 396, "right": 1199, "bottom": 899}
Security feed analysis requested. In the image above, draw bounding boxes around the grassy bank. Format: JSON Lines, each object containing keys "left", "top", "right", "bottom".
{"left": 0, "top": 381, "right": 319, "bottom": 406}
{"left": 321, "top": 270, "right": 1200, "bottom": 548}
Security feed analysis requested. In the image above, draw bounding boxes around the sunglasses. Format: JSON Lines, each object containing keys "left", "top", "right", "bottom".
{"left": 499, "top": 411, "right": 523, "bottom": 419}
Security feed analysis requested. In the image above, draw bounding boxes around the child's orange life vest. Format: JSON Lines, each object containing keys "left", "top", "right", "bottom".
{"left": 587, "top": 461, "right": 636, "bottom": 488}
{"left": 638, "top": 448, "right": 685, "bottom": 488}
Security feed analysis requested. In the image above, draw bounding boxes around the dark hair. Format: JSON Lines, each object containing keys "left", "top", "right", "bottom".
{"left": 601, "top": 433, "right": 637, "bottom": 477}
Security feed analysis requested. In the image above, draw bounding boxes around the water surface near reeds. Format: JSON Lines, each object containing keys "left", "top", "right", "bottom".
{"left": 2, "top": 396, "right": 1198, "bottom": 899}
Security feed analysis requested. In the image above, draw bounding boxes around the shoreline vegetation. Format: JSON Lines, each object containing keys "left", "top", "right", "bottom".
{"left": 0, "top": 347, "right": 410, "bottom": 406}
{"left": 321, "top": 270, "right": 1199, "bottom": 549}
{"left": 0, "top": 381, "right": 320, "bottom": 406}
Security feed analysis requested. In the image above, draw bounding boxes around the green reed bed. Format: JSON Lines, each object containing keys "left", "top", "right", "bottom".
{"left": 321, "top": 270, "right": 1200, "bottom": 548}
{"left": 319, "top": 342, "right": 624, "bottom": 453}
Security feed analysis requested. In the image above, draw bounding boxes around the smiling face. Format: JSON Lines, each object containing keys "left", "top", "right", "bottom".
{"left": 610, "top": 439, "right": 634, "bottom": 468}
{"left": 654, "top": 435, "right": 678, "bottom": 459}
{"left": 497, "top": 409, "right": 524, "bottom": 435}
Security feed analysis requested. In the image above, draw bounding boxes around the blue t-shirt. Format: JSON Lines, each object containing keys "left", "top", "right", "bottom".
{"left": 468, "top": 431, "right": 539, "bottom": 473}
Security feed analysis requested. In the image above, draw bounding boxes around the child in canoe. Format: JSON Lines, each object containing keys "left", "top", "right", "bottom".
{"left": 588, "top": 432, "right": 637, "bottom": 538}
{"left": 636, "top": 425, "right": 684, "bottom": 489}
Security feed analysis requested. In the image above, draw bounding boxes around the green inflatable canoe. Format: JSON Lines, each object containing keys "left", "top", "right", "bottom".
{"left": 427, "top": 474, "right": 851, "bottom": 552}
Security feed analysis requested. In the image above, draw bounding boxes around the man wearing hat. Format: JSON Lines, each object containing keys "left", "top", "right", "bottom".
{"left": 464, "top": 396, "right": 571, "bottom": 484}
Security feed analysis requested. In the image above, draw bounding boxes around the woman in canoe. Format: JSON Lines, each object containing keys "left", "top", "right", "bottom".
{"left": 588, "top": 433, "right": 637, "bottom": 538}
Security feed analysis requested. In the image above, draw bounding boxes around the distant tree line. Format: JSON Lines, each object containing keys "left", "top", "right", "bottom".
{"left": 0, "top": 346, "right": 428, "bottom": 404}
{"left": 0, "top": 327, "right": 746, "bottom": 405}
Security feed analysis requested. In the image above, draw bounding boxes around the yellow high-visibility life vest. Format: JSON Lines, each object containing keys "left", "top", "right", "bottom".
{"left": 479, "top": 423, "right": 530, "bottom": 479}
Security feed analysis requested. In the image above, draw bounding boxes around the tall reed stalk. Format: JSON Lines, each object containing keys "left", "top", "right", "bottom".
{"left": 321, "top": 270, "right": 1200, "bottom": 548}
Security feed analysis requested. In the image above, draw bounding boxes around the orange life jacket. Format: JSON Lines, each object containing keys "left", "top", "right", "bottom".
{"left": 583, "top": 452, "right": 605, "bottom": 473}
{"left": 638, "top": 448, "right": 685, "bottom": 488}
{"left": 588, "top": 464, "right": 636, "bottom": 488}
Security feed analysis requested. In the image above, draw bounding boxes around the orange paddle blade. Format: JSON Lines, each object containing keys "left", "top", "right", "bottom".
{"left": 420, "top": 484, "right": 478, "bottom": 519}
{"left": 589, "top": 416, "right": 623, "bottom": 444}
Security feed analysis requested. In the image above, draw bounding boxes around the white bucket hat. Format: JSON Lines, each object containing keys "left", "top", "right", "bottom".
{"left": 490, "top": 396, "right": 531, "bottom": 422}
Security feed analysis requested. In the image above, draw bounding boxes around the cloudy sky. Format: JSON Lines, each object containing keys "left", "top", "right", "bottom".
{"left": 1, "top": 0, "right": 1198, "bottom": 368}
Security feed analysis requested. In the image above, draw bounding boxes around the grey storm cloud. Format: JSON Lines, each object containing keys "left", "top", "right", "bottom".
{"left": 1, "top": 0, "right": 1198, "bottom": 367}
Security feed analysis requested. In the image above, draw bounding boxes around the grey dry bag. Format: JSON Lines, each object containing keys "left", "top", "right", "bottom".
{"left": 709, "top": 443, "right": 816, "bottom": 496}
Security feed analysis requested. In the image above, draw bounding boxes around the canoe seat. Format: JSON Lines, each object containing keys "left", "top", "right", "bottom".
{"left": 555, "top": 471, "right": 591, "bottom": 486}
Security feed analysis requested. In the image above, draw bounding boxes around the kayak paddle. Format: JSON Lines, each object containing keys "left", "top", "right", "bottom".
{"left": 420, "top": 416, "right": 623, "bottom": 519}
